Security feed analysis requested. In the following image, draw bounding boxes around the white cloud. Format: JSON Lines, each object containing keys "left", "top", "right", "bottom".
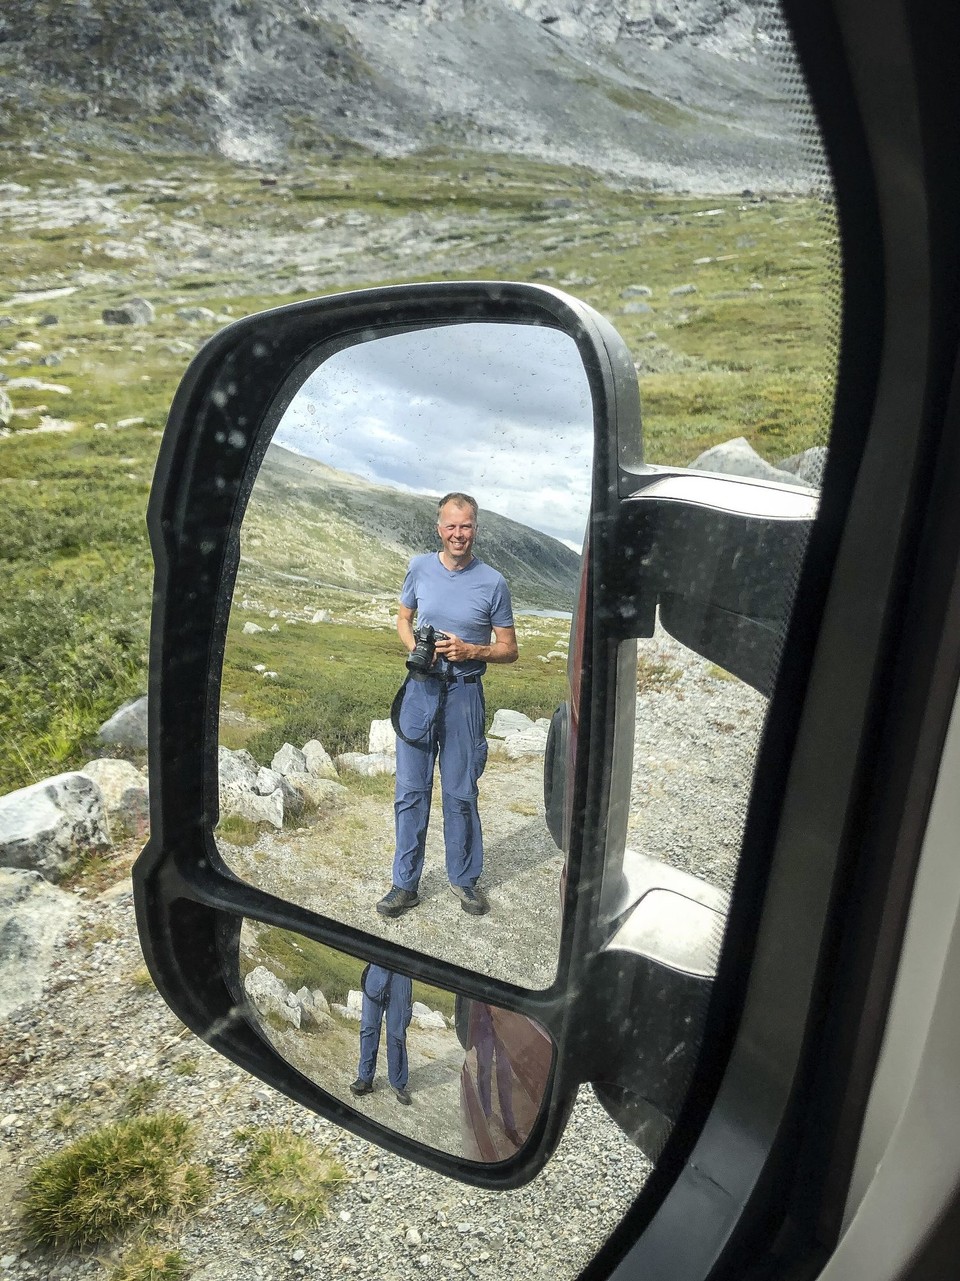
{"left": 273, "top": 322, "right": 593, "bottom": 547}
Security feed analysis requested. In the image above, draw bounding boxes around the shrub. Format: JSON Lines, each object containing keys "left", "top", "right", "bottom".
{"left": 21, "top": 1114, "right": 211, "bottom": 1250}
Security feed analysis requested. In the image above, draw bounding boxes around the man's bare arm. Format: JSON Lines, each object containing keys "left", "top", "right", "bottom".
{"left": 397, "top": 604, "right": 416, "bottom": 654}
{"left": 435, "top": 625, "right": 519, "bottom": 665}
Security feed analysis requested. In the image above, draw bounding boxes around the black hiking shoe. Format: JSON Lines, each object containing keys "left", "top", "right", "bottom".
{"left": 394, "top": 1086, "right": 412, "bottom": 1105}
{"left": 450, "top": 883, "right": 489, "bottom": 916}
{"left": 376, "top": 886, "right": 420, "bottom": 917}
{"left": 350, "top": 1078, "right": 373, "bottom": 1096}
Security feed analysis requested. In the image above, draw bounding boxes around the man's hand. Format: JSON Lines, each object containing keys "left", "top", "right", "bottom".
{"left": 434, "top": 632, "right": 473, "bottom": 663}
{"left": 435, "top": 626, "right": 518, "bottom": 665}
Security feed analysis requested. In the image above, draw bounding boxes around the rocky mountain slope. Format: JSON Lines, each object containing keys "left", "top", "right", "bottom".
{"left": 1, "top": 0, "right": 815, "bottom": 191}
{"left": 243, "top": 445, "right": 582, "bottom": 611}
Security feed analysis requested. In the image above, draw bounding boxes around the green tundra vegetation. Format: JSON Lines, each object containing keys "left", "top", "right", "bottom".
{"left": 0, "top": 142, "right": 838, "bottom": 793}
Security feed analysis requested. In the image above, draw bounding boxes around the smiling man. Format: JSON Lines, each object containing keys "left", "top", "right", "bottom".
{"left": 377, "top": 492, "right": 519, "bottom": 919}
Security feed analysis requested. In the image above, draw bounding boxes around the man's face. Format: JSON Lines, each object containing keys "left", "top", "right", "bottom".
{"left": 437, "top": 502, "right": 477, "bottom": 563}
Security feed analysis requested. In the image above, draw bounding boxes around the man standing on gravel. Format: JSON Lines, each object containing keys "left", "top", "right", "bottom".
{"left": 350, "top": 963, "right": 414, "bottom": 1105}
{"left": 377, "top": 492, "right": 518, "bottom": 919}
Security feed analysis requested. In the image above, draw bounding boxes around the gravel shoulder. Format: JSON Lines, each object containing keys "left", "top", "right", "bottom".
{"left": 221, "top": 755, "right": 564, "bottom": 991}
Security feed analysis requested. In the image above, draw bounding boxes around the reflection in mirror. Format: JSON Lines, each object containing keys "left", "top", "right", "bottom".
{"left": 217, "top": 324, "right": 593, "bottom": 990}
{"left": 238, "top": 921, "right": 554, "bottom": 1163}
{"left": 626, "top": 619, "right": 763, "bottom": 900}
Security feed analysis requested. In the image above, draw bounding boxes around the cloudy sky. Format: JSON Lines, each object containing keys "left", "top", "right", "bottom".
{"left": 272, "top": 322, "right": 594, "bottom": 550}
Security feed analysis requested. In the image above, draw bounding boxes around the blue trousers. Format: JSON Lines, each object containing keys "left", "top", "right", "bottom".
{"left": 357, "top": 966, "right": 413, "bottom": 1088}
{"left": 393, "top": 675, "right": 488, "bottom": 891}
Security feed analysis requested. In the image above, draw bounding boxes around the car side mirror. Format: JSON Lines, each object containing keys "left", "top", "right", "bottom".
{"left": 135, "top": 279, "right": 817, "bottom": 1186}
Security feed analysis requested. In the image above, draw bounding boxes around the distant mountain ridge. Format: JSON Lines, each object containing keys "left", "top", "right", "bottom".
{"left": 243, "top": 444, "right": 581, "bottom": 612}
{"left": 1, "top": 0, "right": 812, "bottom": 190}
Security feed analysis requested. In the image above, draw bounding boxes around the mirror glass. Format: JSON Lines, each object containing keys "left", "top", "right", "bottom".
{"left": 238, "top": 920, "right": 555, "bottom": 1163}
{"left": 216, "top": 323, "right": 593, "bottom": 989}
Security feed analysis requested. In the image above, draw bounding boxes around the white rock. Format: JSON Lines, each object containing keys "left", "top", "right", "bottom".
{"left": 242, "top": 621, "right": 264, "bottom": 634}
{"left": 255, "top": 767, "right": 304, "bottom": 818}
{"left": 368, "top": 719, "right": 396, "bottom": 755}
{"left": 78, "top": 758, "right": 149, "bottom": 839}
{"left": 302, "top": 739, "right": 339, "bottom": 781}
{"left": 244, "top": 966, "right": 300, "bottom": 1028}
{"left": 0, "top": 869, "right": 80, "bottom": 1017}
{"left": 284, "top": 774, "right": 348, "bottom": 812}
{"left": 271, "top": 743, "right": 307, "bottom": 777}
{"left": 411, "top": 1003, "right": 447, "bottom": 1030}
{"left": 504, "top": 726, "right": 550, "bottom": 759}
{"left": 0, "top": 773, "right": 110, "bottom": 882}
{"left": 223, "top": 787, "right": 284, "bottom": 830}
{"left": 296, "top": 986, "right": 331, "bottom": 1029}
{"left": 489, "top": 709, "right": 535, "bottom": 738}
{"left": 689, "top": 437, "right": 802, "bottom": 487}
{"left": 218, "top": 746, "right": 259, "bottom": 792}
{"left": 335, "top": 753, "right": 396, "bottom": 777}
{"left": 97, "top": 695, "right": 148, "bottom": 749}
{"left": 310, "top": 609, "right": 333, "bottom": 624}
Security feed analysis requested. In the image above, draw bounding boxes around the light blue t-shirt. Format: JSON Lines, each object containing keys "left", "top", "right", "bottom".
{"left": 400, "top": 553, "right": 514, "bottom": 677}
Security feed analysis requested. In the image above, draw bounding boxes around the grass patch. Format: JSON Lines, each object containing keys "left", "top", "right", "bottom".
{"left": 122, "top": 1079, "right": 162, "bottom": 1116}
{"left": 21, "top": 1114, "right": 211, "bottom": 1250}
{"left": 637, "top": 654, "right": 684, "bottom": 694}
{"left": 707, "top": 663, "right": 739, "bottom": 683}
{"left": 221, "top": 618, "right": 570, "bottom": 768}
{"left": 130, "top": 965, "right": 155, "bottom": 991}
{"left": 109, "top": 1243, "right": 188, "bottom": 1281}
{"left": 236, "top": 1126, "right": 346, "bottom": 1225}
{"left": 342, "top": 771, "right": 397, "bottom": 801}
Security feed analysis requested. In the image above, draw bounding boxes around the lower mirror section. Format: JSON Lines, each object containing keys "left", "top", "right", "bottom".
{"left": 238, "top": 920, "right": 554, "bottom": 1164}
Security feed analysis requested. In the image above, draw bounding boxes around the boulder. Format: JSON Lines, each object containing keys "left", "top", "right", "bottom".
{"left": 778, "top": 444, "right": 827, "bottom": 487}
{"left": 242, "top": 621, "right": 264, "bottom": 634}
{"left": 669, "top": 283, "right": 698, "bottom": 296}
{"left": 623, "top": 301, "right": 652, "bottom": 314}
{"left": 411, "top": 1002, "right": 447, "bottom": 1031}
{"left": 97, "top": 695, "right": 149, "bottom": 750}
{"left": 302, "top": 739, "right": 339, "bottom": 781}
{"left": 284, "top": 774, "right": 348, "bottom": 812}
{"left": 0, "top": 773, "right": 111, "bottom": 881}
{"left": 310, "top": 609, "right": 332, "bottom": 624}
{"left": 244, "top": 965, "right": 301, "bottom": 1028}
{"left": 504, "top": 725, "right": 550, "bottom": 759}
{"left": 489, "top": 709, "right": 535, "bottom": 739}
{"left": 0, "top": 869, "right": 80, "bottom": 1018}
{"left": 176, "top": 306, "right": 216, "bottom": 323}
{"left": 0, "top": 386, "right": 12, "bottom": 428}
{"left": 271, "top": 743, "right": 307, "bottom": 777}
{"left": 255, "top": 767, "right": 304, "bottom": 818}
{"left": 689, "top": 437, "right": 803, "bottom": 487}
{"left": 621, "top": 284, "right": 653, "bottom": 298}
{"left": 230, "top": 788, "right": 284, "bottom": 829}
{"left": 346, "top": 989, "right": 363, "bottom": 1018}
{"left": 102, "top": 296, "right": 155, "bottom": 325}
{"left": 368, "top": 719, "right": 396, "bottom": 755}
{"left": 218, "top": 745, "right": 259, "bottom": 792}
{"left": 79, "top": 758, "right": 149, "bottom": 839}
{"left": 334, "top": 752, "right": 396, "bottom": 777}
{"left": 296, "top": 986, "right": 332, "bottom": 1030}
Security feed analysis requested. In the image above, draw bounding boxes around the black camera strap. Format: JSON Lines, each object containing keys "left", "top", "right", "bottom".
{"left": 390, "top": 671, "right": 451, "bottom": 747}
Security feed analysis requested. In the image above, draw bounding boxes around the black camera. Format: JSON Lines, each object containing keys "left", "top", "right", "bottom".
{"left": 406, "top": 624, "right": 448, "bottom": 674}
